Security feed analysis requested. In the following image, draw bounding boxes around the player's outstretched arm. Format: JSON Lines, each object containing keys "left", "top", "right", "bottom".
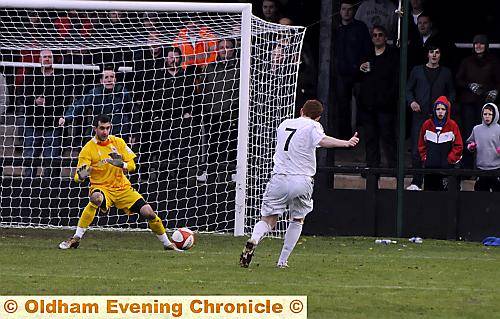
{"left": 319, "top": 132, "right": 359, "bottom": 148}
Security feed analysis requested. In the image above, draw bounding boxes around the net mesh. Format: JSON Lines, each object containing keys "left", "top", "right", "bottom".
{"left": 0, "top": 6, "right": 305, "bottom": 235}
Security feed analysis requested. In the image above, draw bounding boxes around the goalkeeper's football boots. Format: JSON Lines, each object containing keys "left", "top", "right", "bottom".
{"left": 239, "top": 239, "right": 257, "bottom": 268}
{"left": 276, "top": 261, "right": 289, "bottom": 269}
{"left": 164, "top": 243, "right": 184, "bottom": 252}
{"left": 58, "top": 236, "right": 80, "bottom": 249}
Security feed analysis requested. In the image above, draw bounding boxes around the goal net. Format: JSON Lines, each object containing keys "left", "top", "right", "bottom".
{"left": 0, "top": 1, "right": 305, "bottom": 236}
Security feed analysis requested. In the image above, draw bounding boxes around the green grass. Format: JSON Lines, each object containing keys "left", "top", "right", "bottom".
{"left": 1, "top": 228, "right": 499, "bottom": 319}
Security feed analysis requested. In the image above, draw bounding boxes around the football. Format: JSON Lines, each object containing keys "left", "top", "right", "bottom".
{"left": 171, "top": 227, "right": 195, "bottom": 250}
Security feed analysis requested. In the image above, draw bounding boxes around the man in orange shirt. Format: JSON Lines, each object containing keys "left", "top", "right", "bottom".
{"left": 174, "top": 22, "right": 217, "bottom": 69}
{"left": 59, "top": 114, "right": 181, "bottom": 251}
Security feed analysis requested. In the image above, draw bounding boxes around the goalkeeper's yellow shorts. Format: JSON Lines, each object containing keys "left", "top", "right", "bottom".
{"left": 89, "top": 186, "right": 143, "bottom": 215}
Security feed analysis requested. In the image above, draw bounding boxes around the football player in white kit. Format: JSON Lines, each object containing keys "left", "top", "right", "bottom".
{"left": 239, "top": 100, "right": 359, "bottom": 268}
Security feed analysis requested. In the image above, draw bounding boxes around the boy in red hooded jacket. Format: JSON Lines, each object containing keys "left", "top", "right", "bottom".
{"left": 418, "top": 96, "right": 463, "bottom": 190}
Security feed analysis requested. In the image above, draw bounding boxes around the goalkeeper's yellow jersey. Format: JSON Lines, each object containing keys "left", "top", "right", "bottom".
{"left": 75, "top": 135, "right": 136, "bottom": 190}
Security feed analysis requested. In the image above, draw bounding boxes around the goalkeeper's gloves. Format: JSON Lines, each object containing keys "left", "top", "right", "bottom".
{"left": 106, "top": 152, "right": 125, "bottom": 168}
{"left": 76, "top": 165, "right": 90, "bottom": 181}
{"left": 485, "top": 89, "right": 498, "bottom": 103}
{"left": 468, "top": 83, "right": 483, "bottom": 95}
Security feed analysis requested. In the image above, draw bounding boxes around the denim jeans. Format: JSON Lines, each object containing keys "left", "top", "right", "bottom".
{"left": 23, "top": 127, "right": 63, "bottom": 177}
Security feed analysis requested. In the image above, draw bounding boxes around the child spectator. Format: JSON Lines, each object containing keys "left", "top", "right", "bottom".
{"left": 418, "top": 96, "right": 463, "bottom": 191}
{"left": 466, "top": 103, "right": 500, "bottom": 191}
{"left": 456, "top": 34, "right": 500, "bottom": 169}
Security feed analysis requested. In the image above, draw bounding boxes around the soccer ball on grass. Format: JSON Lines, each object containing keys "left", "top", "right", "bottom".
{"left": 171, "top": 227, "right": 195, "bottom": 250}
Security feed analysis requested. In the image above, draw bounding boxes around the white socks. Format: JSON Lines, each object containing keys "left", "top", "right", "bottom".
{"left": 278, "top": 220, "right": 302, "bottom": 266}
{"left": 250, "top": 220, "right": 272, "bottom": 244}
{"left": 157, "top": 233, "right": 173, "bottom": 246}
{"left": 74, "top": 226, "right": 87, "bottom": 239}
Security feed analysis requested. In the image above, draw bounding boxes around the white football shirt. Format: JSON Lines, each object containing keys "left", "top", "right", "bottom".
{"left": 272, "top": 117, "right": 326, "bottom": 176}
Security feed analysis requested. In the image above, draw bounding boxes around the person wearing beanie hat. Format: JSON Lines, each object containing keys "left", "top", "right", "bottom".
{"left": 418, "top": 96, "right": 463, "bottom": 191}
{"left": 466, "top": 103, "right": 500, "bottom": 191}
{"left": 456, "top": 34, "right": 500, "bottom": 169}
{"left": 472, "top": 34, "right": 489, "bottom": 48}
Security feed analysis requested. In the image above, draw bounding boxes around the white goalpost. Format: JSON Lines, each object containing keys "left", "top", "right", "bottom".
{"left": 0, "top": 0, "right": 306, "bottom": 236}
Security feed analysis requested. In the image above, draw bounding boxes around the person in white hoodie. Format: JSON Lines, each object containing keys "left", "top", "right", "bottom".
{"left": 466, "top": 103, "right": 500, "bottom": 191}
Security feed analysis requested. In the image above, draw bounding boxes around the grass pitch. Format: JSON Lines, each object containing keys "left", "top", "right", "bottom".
{"left": 0, "top": 228, "right": 499, "bottom": 319}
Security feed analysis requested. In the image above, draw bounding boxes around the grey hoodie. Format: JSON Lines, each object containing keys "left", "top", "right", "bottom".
{"left": 467, "top": 103, "right": 500, "bottom": 170}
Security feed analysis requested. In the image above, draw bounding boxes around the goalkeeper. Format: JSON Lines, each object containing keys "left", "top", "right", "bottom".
{"left": 59, "top": 114, "right": 181, "bottom": 251}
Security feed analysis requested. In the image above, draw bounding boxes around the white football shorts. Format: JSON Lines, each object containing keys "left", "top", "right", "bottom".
{"left": 260, "top": 174, "right": 314, "bottom": 219}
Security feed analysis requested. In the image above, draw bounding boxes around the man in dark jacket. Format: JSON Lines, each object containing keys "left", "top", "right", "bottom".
{"left": 59, "top": 65, "right": 135, "bottom": 142}
{"left": 406, "top": 44, "right": 455, "bottom": 190}
{"left": 197, "top": 38, "right": 239, "bottom": 183}
{"left": 358, "top": 25, "right": 398, "bottom": 169}
{"left": 21, "top": 49, "right": 71, "bottom": 178}
{"left": 333, "top": 0, "right": 372, "bottom": 139}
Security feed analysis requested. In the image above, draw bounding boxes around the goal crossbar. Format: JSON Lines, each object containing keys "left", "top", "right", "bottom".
{"left": 1, "top": 0, "right": 251, "bottom": 13}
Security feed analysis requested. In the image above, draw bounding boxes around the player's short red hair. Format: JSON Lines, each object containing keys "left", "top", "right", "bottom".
{"left": 302, "top": 100, "right": 323, "bottom": 119}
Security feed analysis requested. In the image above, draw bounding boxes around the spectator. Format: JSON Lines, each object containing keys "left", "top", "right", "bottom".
{"left": 406, "top": 44, "right": 455, "bottom": 191}
{"left": 357, "top": 25, "right": 398, "bottom": 169}
{"left": 333, "top": 0, "right": 372, "bottom": 139}
{"left": 132, "top": 31, "right": 166, "bottom": 105}
{"left": 408, "top": 0, "right": 426, "bottom": 46}
{"left": 261, "top": 0, "right": 284, "bottom": 23}
{"left": 133, "top": 44, "right": 170, "bottom": 178}
{"left": 456, "top": 34, "right": 500, "bottom": 169}
{"left": 197, "top": 39, "right": 240, "bottom": 183}
{"left": 173, "top": 22, "right": 217, "bottom": 70}
{"left": 418, "top": 96, "right": 463, "bottom": 191}
{"left": 59, "top": 65, "right": 135, "bottom": 142}
{"left": 54, "top": 10, "right": 93, "bottom": 40}
{"left": 466, "top": 103, "right": 500, "bottom": 192}
{"left": 144, "top": 46, "right": 197, "bottom": 180}
{"left": 354, "top": 0, "right": 397, "bottom": 41}
{"left": 58, "top": 49, "right": 97, "bottom": 147}
{"left": 408, "top": 13, "right": 457, "bottom": 70}
{"left": 21, "top": 49, "right": 70, "bottom": 178}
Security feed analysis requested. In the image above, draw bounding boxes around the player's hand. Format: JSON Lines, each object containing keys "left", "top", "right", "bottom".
{"left": 58, "top": 117, "right": 65, "bottom": 126}
{"left": 106, "top": 152, "right": 125, "bottom": 168}
{"left": 346, "top": 132, "right": 359, "bottom": 147}
{"left": 410, "top": 101, "right": 421, "bottom": 112}
{"left": 76, "top": 165, "right": 91, "bottom": 180}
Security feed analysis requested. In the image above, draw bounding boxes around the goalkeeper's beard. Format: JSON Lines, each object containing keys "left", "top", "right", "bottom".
{"left": 96, "top": 133, "right": 109, "bottom": 142}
